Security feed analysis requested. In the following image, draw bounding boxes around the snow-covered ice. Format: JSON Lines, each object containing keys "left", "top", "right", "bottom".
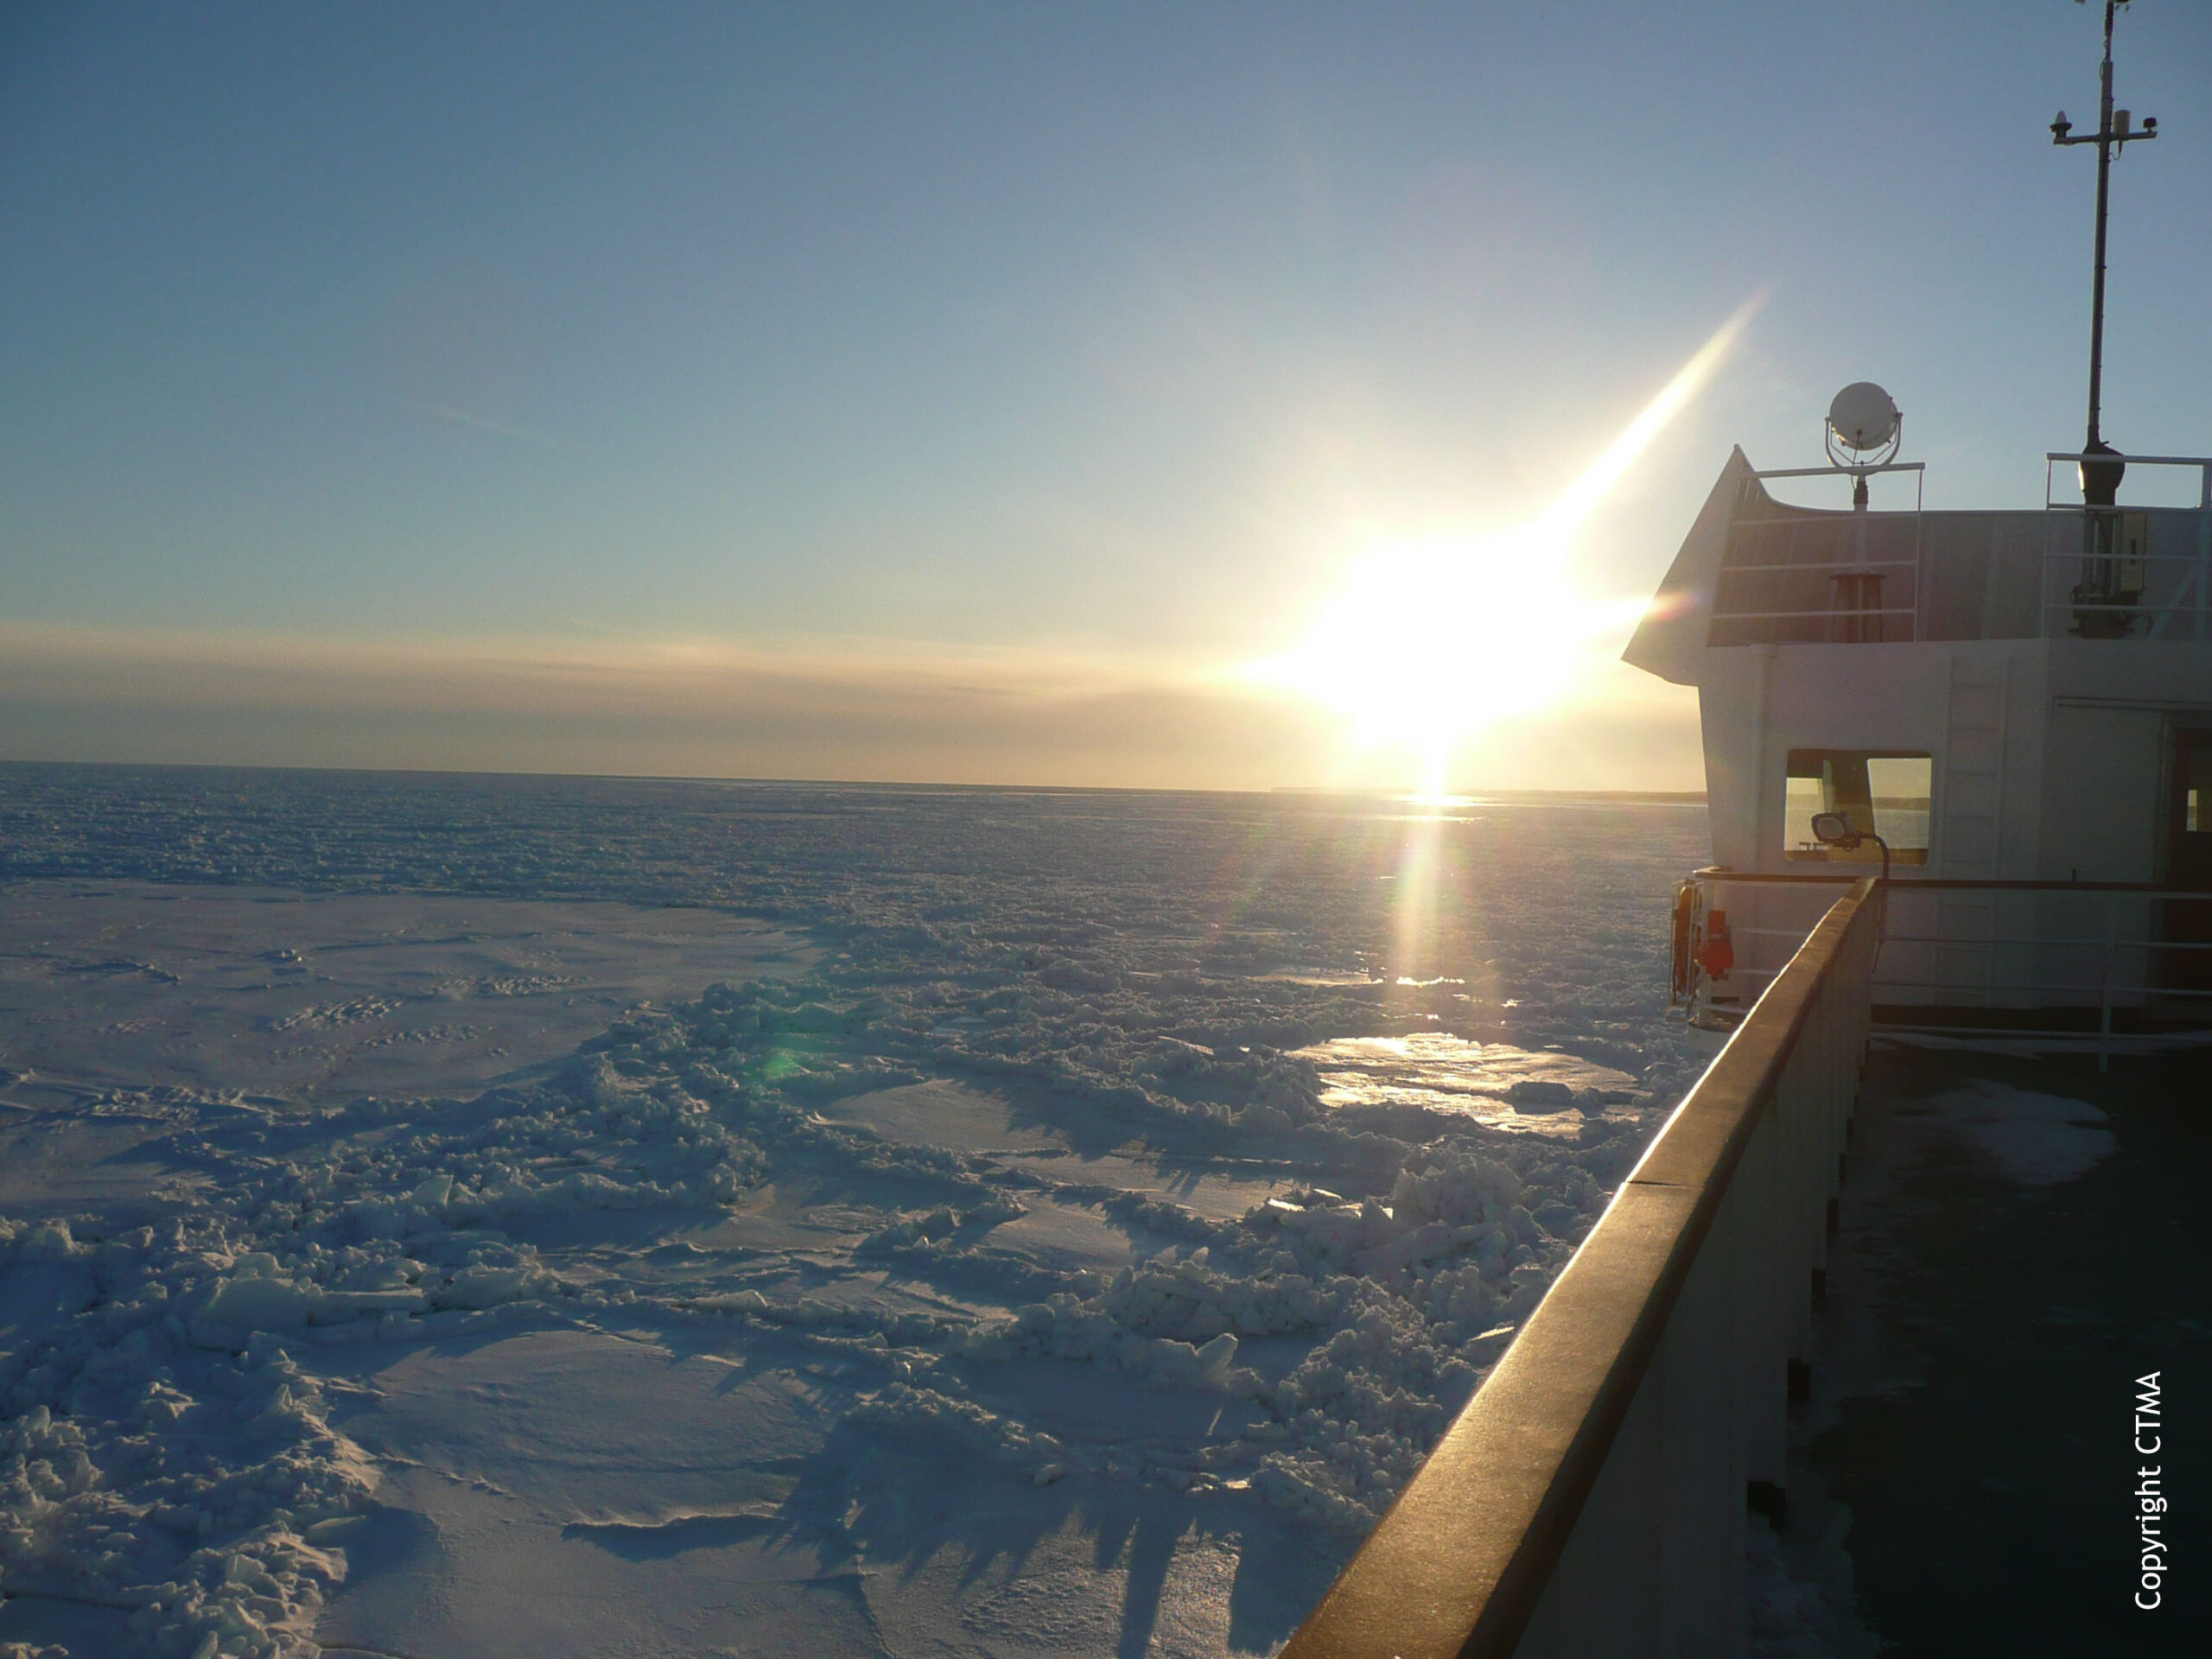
{"left": 1909, "top": 1078, "right": 2113, "bottom": 1187}
{"left": 0, "top": 880, "right": 816, "bottom": 1105}
{"left": 0, "top": 768, "right": 1710, "bottom": 1657}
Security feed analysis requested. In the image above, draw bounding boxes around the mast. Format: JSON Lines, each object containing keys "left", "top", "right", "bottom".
{"left": 2086, "top": 3, "right": 2114, "bottom": 451}
{"left": 2051, "top": 1, "right": 2158, "bottom": 501}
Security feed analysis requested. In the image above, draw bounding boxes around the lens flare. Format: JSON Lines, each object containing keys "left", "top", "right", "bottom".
{"left": 1243, "top": 293, "right": 1764, "bottom": 791}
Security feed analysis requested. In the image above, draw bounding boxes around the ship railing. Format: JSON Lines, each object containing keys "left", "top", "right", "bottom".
{"left": 1283, "top": 879, "right": 1880, "bottom": 1659}
{"left": 1677, "top": 869, "right": 2212, "bottom": 1070}
{"left": 1707, "top": 464, "right": 1927, "bottom": 645}
{"left": 2039, "top": 453, "right": 2212, "bottom": 641}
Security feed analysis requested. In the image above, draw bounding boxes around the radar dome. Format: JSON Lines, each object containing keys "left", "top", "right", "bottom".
{"left": 1827, "top": 382, "right": 1900, "bottom": 454}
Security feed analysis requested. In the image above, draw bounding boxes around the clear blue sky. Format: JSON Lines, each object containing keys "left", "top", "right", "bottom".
{"left": 3, "top": 2, "right": 2207, "bottom": 787}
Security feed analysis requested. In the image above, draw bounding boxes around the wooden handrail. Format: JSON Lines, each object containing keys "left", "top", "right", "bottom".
{"left": 1283, "top": 878, "right": 1879, "bottom": 1658}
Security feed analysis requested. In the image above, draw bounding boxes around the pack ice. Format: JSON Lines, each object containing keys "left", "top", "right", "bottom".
{"left": 0, "top": 769, "right": 1710, "bottom": 1657}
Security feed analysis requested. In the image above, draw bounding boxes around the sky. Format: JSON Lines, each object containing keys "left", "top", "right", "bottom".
{"left": 4, "top": 1, "right": 2209, "bottom": 791}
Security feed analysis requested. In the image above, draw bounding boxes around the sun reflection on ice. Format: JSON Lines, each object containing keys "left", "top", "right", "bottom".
{"left": 1290, "top": 1032, "right": 1643, "bottom": 1135}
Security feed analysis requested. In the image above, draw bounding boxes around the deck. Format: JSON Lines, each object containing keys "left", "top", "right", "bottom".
{"left": 1774, "top": 1041, "right": 2209, "bottom": 1652}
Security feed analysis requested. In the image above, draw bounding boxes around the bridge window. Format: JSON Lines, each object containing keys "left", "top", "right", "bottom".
{"left": 1784, "top": 750, "right": 1932, "bottom": 865}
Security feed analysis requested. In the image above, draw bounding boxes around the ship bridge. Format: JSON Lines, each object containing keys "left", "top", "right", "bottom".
{"left": 1624, "top": 450, "right": 2212, "bottom": 1039}
{"left": 1629, "top": 449, "right": 2212, "bottom": 662}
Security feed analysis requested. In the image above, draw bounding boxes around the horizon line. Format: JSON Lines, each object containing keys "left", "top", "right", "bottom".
{"left": 0, "top": 754, "right": 1708, "bottom": 805}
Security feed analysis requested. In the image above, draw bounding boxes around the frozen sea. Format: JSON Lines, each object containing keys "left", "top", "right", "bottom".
{"left": 0, "top": 765, "right": 1712, "bottom": 1659}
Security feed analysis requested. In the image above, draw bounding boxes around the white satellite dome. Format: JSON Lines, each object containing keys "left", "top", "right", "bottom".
{"left": 1827, "top": 382, "right": 1901, "bottom": 454}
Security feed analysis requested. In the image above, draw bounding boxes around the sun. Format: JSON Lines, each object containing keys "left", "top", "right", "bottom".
{"left": 1244, "top": 526, "right": 1619, "bottom": 762}
{"left": 1239, "top": 293, "right": 1765, "bottom": 791}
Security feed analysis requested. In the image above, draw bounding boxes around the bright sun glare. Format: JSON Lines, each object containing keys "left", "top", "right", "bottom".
{"left": 1243, "top": 293, "right": 1764, "bottom": 792}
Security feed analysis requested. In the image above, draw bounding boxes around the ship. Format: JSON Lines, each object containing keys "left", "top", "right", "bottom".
{"left": 1624, "top": 394, "right": 2212, "bottom": 1051}
{"left": 1624, "top": 1, "right": 2209, "bottom": 1053}
{"left": 1280, "top": 8, "right": 2206, "bottom": 1656}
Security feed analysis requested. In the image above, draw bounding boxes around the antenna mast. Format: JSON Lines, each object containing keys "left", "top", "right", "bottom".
{"left": 2050, "top": 0, "right": 2157, "bottom": 502}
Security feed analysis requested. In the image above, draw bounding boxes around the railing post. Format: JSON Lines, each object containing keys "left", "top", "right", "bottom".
{"left": 2100, "top": 895, "right": 2119, "bottom": 1073}
{"left": 2200, "top": 459, "right": 2211, "bottom": 641}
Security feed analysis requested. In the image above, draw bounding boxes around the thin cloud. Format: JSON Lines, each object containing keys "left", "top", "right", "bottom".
{"left": 408, "top": 402, "right": 563, "bottom": 449}
{"left": 0, "top": 620, "right": 1700, "bottom": 791}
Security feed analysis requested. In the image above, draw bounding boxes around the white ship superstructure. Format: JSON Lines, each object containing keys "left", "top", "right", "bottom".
{"left": 1628, "top": 434, "right": 2212, "bottom": 1037}
{"left": 1631, "top": 0, "right": 2208, "bottom": 1047}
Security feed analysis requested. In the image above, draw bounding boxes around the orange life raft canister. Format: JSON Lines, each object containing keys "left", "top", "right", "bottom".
{"left": 1695, "top": 909, "right": 1734, "bottom": 980}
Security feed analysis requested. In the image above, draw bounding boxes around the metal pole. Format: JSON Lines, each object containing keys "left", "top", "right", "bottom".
{"left": 2052, "top": 1, "right": 2157, "bottom": 624}
{"left": 2051, "top": 0, "right": 2157, "bottom": 489}
{"left": 2099, "top": 893, "right": 2119, "bottom": 1075}
{"left": 2199, "top": 461, "right": 2210, "bottom": 642}
{"left": 2086, "top": 1, "right": 2116, "bottom": 453}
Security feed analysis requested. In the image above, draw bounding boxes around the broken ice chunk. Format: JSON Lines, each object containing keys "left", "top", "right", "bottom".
{"left": 1506, "top": 1079, "right": 1576, "bottom": 1110}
